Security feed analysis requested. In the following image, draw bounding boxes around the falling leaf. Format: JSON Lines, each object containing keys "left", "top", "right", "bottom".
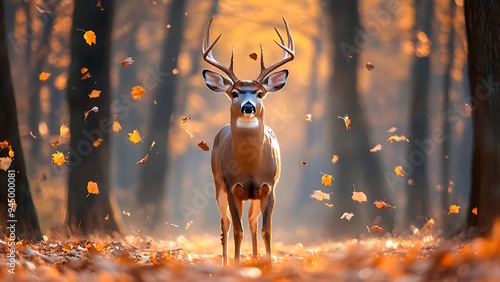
{"left": 121, "top": 57, "right": 135, "bottom": 67}
{"left": 198, "top": 141, "right": 209, "bottom": 151}
{"left": 370, "top": 144, "right": 382, "bottom": 153}
{"left": 374, "top": 200, "right": 395, "bottom": 209}
{"left": 113, "top": 121, "right": 121, "bottom": 132}
{"left": 352, "top": 184, "right": 367, "bottom": 203}
{"left": 8, "top": 148, "right": 14, "bottom": 158}
{"left": 150, "top": 141, "right": 156, "bottom": 151}
{"left": 51, "top": 151, "right": 65, "bottom": 166}
{"left": 182, "top": 115, "right": 191, "bottom": 124}
{"left": 301, "top": 161, "right": 307, "bottom": 166}
{"left": 93, "top": 138, "right": 103, "bottom": 147}
{"left": 0, "top": 157, "right": 12, "bottom": 171}
{"left": 30, "top": 131, "right": 38, "bottom": 138}
{"left": 332, "top": 155, "right": 339, "bottom": 164}
{"left": 39, "top": 72, "right": 51, "bottom": 81}
{"left": 185, "top": 220, "right": 194, "bottom": 230}
{"left": 365, "top": 62, "right": 375, "bottom": 71}
{"left": 338, "top": 114, "right": 351, "bottom": 130}
{"left": 249, "top": 53, "right": 258, "bottom": 60}
{"left": 131, "top": 86, "right": 146, "bottom": 100}
{"left": 321, "top": 173, "right": 333, "bottom": 186}
{"left": 104, "top": 214, "right": 109, "bottom": 221}
{"left": 87, "top": 181, "right": 99, "bottom": 196}
{"left": 472, "top": 207, "right": 478, "bottom": 215}
{"left": 84, "top": 106, "right": 99, "bottom": 121}
{"left": 88, "top": 90, "right": 101, "bottom": 98}
{"left": 426, "top": 218, "right": 435, "bottom": 229}
{"left": 449, "top": 204, "right": 460, "bottom": 214}
{"left": 123, "top": 210, "right": 131, "bottom": 217}
{"left": 371, "top": 225, "right": 383, "bottom": 232}
{"left": 310, "top": 190, "right": 332, "bottom": 201}
{"left": 394, "top": 166, "right": 405, "bottom": 177}
{"left": 83, "top": 30, "right": 96, "bottom": 46}
{"left": 386, "top": 127, "right": 397, "bottom": 133}
{"left": 0, "top": 140, "right": 9, "bottom": 149}
{"left": 60, "top": 124, "right": 70, "bottom": 139}
{"left": 96, "top": 0, "right": 104, "bottom": 10}
{"left": 340, "top": 212, "right": 354, "bottom": 221}
{"left": 42, "top": 235, "right": 48, "bottom": 242}
{"left": 172, "top": 68, "right": 179, "bottom": 75}
{"left": 166, "top": 24, "right": 171, "bottom": 28}
{"left": 304, "top": 114, "right": 312, "bottom": 122}
{"left": 127, "top": 129, "right": 142, "bottom": 144}
{"left": 81, "top": 67, "right": 92, "bottom": 80}
{"left": 136, "top": 154, "right": 149, "bottom": 165}
{"left": 81, "top": 67, "right": 88, "bottom": 74}
{"left": 388, "top": 135, "right": 409, "bottom": 143}
{"left": 325, "top": 203, "right": 333, "bottom": 208}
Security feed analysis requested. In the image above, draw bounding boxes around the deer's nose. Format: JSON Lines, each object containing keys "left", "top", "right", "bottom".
{"left": 241, "top": 102, "right": 256, "bottom": 114}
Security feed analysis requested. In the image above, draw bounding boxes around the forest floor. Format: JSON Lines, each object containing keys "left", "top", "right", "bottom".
{"left": 1, "top": 226, "right": 500, "bottom": 282}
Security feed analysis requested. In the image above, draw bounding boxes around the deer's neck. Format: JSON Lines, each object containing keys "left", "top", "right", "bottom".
{"left": 230, "top": 114, "right": 265, "bottom": 161}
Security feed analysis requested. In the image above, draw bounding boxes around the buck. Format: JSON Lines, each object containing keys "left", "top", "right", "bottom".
{"left": 201, "top": 17, "right": 295, "bottom": 266}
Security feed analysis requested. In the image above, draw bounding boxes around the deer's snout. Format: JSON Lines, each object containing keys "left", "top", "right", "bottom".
{"left": 241, "top": 102, "right": 256, "bottom": 114}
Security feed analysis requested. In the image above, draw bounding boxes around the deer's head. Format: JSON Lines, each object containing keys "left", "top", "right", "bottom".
{"left": 202, "top": 17, "right": 295, "bottom": 128}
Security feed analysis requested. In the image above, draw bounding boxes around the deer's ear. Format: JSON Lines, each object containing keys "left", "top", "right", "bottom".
{"left": 202, "top": 70, "right": 232, "bottom": 93}
{"left": 262, "top": 70, "right": 288, "bottom": 92}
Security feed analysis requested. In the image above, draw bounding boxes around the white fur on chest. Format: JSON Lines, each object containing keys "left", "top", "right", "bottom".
{"left": 236, "top": 117, "right": 259, "bottom": 128}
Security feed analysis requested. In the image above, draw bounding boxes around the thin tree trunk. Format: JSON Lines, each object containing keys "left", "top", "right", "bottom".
{"left": 0, "top": 0, "right": 42, "bottom": 241}
{"left": 137, "top": 0, "right": 187, "bottom": 231}
{"left": 66, "top": 0, "right": 122, "bottom": 235}
{"left": 464, "top": 0, "right": 500, "bottom": 235}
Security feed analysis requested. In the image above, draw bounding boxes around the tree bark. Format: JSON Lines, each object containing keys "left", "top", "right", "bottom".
{"left": 464, "top": 0, "right": 500, "bottom": 234}
{"left": 137, "top": 0, "right": 187, "bottom": 231}
{"left": 0, "top": 0, "right": 42, "bottom": 241}
{"left": 66, "top": 0, "right": 123, "bottom": 236}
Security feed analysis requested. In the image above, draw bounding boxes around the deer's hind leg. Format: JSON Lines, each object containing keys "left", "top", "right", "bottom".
{"left": 216, "top": 187, "right": 230, "bottom": 266}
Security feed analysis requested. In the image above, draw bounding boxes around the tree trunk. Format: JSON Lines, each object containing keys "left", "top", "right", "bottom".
{"left": 405, "top": 0, "right": 434, "bottom": 226}
{"left": 0, "top": 0, "right": 42, "bottom": 241}
{"left": 66, "top": 0, "right": 123, "bottom": 236}
{"left": 464, "top": 0, "right": 500, "bottom": 234}
{"left": 327, "top": 0, "right": 394, "bottom": 237}
{"left": 137, "top": 0, "right": 187, "bottom": 231}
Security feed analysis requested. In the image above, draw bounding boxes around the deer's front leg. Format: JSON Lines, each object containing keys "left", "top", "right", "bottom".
{"left": 260, "top": 184, "right": 274, "bottom": 260}
{"left": 216, "top": 189, "right": 230, "bottom": 266}
{"left": 248, "top": 200, "right": 260, "bottom": 258}
{"left": 228, "top": 184, "right": 244, "bottom": 264}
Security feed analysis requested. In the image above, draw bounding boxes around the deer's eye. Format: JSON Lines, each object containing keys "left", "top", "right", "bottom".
{"left": 231, "top": 91, "right": 238, "bottom": 99}
{"left": 257, "top": 92, "right": 263, "bottom": 99}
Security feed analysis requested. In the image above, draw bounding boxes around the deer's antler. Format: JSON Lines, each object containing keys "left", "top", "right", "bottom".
{"left": 256, "top": 17, "right": 295, "bottom": 83}
{"left": 202, "top": 17, "right": 239, "bottom": 82}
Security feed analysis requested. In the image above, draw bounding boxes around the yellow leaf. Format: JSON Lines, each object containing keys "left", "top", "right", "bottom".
{"left": 325, "top": 203, "right": 333, "bottom": 208}
{"left": 449, "top": 204, "right": 460, "bottom": 214}
{"left": 321, "top": 173, "right": 333, "bottom": 186}
{"left": 131, "top": 86, "right": 146, "bottom": 100}
{"left": 112, "top": 121, "right": 121, "bottom": 132}
{"left": 185, "top": 220, "right": 193, "bottom": 230}
{"left": 93, "top": 138, "right": 103, "bottom": 147}
{"left": 394, "top": 166, "right": 404, "bottom": 177}
{"left": 0, "top": 157, "right": 12, "bottom": 171}
{"left": 87, "top": 181, "right": 99, "bottom": 196}
{"left": 83, "top": 30, "right": 96, "bottom": 46}
{"left": 388, "top": 135, "right": 409, "bottom": 143}
{"left": 332, "top": 154, "right": 339, "bottom": 164}
{"left": 310, "top": 190, "right": 332, "bottom": 201}
{"left": 88, "top": 90, "right": 101, "bottom": 98}
{"left": 39, "top": 72, "right": 51, "bottom": 81}
{"left": 370, "top": 144, "right": 382, "bottom": 153}
{"left": 127, "top": 129, "right": 142, "bottom": 144}
{"left": 472, "top": 207, "right": 478, "bottom": 215}
{"left": 426, "top": 218, "right": 435, "bottom": 229}
{"left": 8, "top": 147, "right": 14, "bottom": 158}
{"left": 338, "top": 114, "right": 351, "bottom": 130}
{"left": 51, "top": 151, "right": 65, "bottom": 166}
{"left": 150, "top": 141, "right": 156, "bottom": 151}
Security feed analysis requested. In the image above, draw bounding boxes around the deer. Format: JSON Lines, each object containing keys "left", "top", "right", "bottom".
{"left": 201, "top": 16, "right": 295, "bottom": 266}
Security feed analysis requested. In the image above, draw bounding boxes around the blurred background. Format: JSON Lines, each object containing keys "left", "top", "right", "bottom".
{"left": 4, "top": 0, "right": 471, "bottom": 244}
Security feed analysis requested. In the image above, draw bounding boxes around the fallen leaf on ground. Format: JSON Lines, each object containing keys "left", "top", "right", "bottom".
{"left": 388, "top": 135, "right": 409, "bottom": 143}
{"left": 449, "top": 205, "right": 460, "bottom": 214}
{"left": 395, "top": 166, "right": 405, "bottom": 177}
{"left": 338, "top": 114, "right": 351, "bottom": 130}
{"left": 88, "top": 90, "right": 101, "bottom": 98}
{"left": 87, "top": 181, "right": 99, "bottom": 196}
{"left": 340, "top": 212, "right": 354, "bottom": 221}
{"left": 121, "top": 57, "right": 135, "bottom": 67}
{"left": 472, "top": 207, "right": 478, "bottom": 215}
{"left": 131, "top": 86, "right": 146, "bottom": 100}
{"left": 321, "top": 173, "right": 333, "bottom": 186}
{"left": 370, "top": 144, "right": 382, "bottom": 153}
{"left": 136, "top": 154, "right": 149, "bottom": 165}
{"left": 39, "top": 72, "right": 51, "bottom": 81}
{"left": 198, "top": 141, "right": 209, "bottom": 151}
{"left": 128, "top": 129, "right": 142, "bottom": 144}
{"left": 51, "top": 151, "right": 65, "bottom": 166}
{"left": 310, "top": 190, "right": 332, "bottom": 201}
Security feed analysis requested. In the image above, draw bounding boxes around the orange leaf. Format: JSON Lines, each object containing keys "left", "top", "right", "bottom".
{"left": 51, "top": 140, "right": 60, "bottom": 148}
{"left": 60, "top": 124, "right": 70, "bottom": 139}
{"left": 0, "top": 140, "right": 9, "bottom": 149}
{"left": 113, "top": 121, "right": 122, "bottom": 132}
{"left": 93, "top": 138, "right": 103, "bottom": 147}
{"left": 374, "top": 200, "right": 395, "bottom": 209}
{"left": 84, "top": 106, "right": 99, "bottom": 121}
{"left": 386, "top": 126, "right": 397, "bottom": 133}
{"left": 51, "top": 151, "right": 65, "bottom": 166}
{"left": 131, "top": 86, "right": 146, "bottom": 100}
{"left": 394, "top": 166, "right": 405, "bottom": 177}
{"left": 388, "top": 135, "right": 409, "bottom": 143}
{"left": 332, "top": 154, "right": 339, "bottom": 164}
{"left": 121, "top": 57, "right": 135, "bottom": 67}
{"left": 136, "top": 154, "right": 149, "bottom": 165}
{"left": 198, "top": 141, "right": 209, "bottom": 151}
{"left": 127, "top": 129, "right": 142, "bottom": 144}
{"left": 83, "top": 30, "right": 96, "bottom": 46}
{"left": 321, "top": 173, "right": 333, "bottom": 186}
{"left": 81, "top": 67, "right": 88, "bottom": 74}
{"left": 87, "top": 181, "right": 99, "bottom": 196}
{"left": 370, "top": 144, "right": 382, "bottom": 153}
{"left": 365, "top": 62, "right": 375, "bottom": 71}
{"left": 338, "top": 114, "right": 351, "bottom": 130}
{"left": 371, "top": 225, "right": 383, "bottom": 232}
{"left": 104, "top": 214, "right": 109, "bottom": 221}
{"left": 448, "top": 204, "right": 460, "bottom": 214}
{"left": 39, "top": 72, "right": 51, "bottom": 81}
{"left": 426, "top": 218, "right": 435, "bottom": 229}
{"left": 88, "top": 90, "right": 101, "bottom": 98}
{"left": 301, "top": 161, "right": 307, "bottom": 166}
{"left": 249, "top": 53, "right": 257, "bottom": 60}
{"left": 310, "top": 190, "right": 332, "bottom": 201}
{"left": 0, "top": 157, "right": 12, "bottom": 171}
{"left": 472, "top": 207, "right": 478, "bottom": 215}
{"left": 352, "top": 185, "right": 367, "bottom": 203}
{"left": 8, "top": 147, "right": 14, "bottom": 158}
